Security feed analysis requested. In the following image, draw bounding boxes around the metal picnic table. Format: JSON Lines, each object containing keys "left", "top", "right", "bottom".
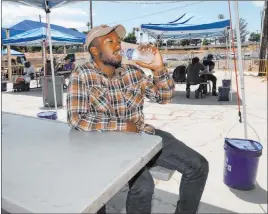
{"left": 1, "top": 112, "right": 162, "bottom": 213}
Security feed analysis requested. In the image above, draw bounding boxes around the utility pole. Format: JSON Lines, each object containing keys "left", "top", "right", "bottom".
{"left": 90, "top": 0, "right": 93, "bottom": 29}
{"left": 259, "top": 0, "right": 267, "bottom": 76}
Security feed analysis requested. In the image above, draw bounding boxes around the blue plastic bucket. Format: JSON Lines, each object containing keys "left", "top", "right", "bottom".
{"left": 37, "top": 111, "right": 57, "bottom": 120}
{"left": 224, "top": 138, "right": 262, "bottom": 190}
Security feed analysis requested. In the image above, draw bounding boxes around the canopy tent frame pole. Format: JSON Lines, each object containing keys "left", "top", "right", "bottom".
{"left": 42, "top": 40, "right": 46, "bottom": 76}
{"left": 156, "top": 32, "right": 165, "bottom": 49}
{"left": 46, "top": 3, "right": 58, "bottom": 113}
{"left": 6, "top": 29, "right": 12, "bottom": 81}
{"left": 227, "top": 29, "right": 233, "bottom": 102}
{"left": 234, "top": 0, "right": 248, "bottom": 138}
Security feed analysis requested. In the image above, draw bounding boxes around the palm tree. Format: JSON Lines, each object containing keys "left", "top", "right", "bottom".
{"left": 136, "top": 28, "right": 140, "bottom": 43}
{"left": 86, "top": 22, "right": 91, "bottom": 32}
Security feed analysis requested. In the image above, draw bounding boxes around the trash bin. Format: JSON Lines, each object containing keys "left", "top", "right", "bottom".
{"left": 1, "top": 81, "right": 7, "bottom": 92}
{"left": 41, "top": 76, "right": 64, "bottom": 107}
{"left": 224, "top": 138, "right": 263, "bottom": 190}
{"left": 37, "top": 111, "right": 57, "bottom": 120}
{"left": 218, "top": 86, "right": 230, "bottom": 101}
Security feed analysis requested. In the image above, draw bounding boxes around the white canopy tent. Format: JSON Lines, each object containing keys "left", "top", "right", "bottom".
{"left": 141, "top": 19, "right": 230, "bottom": 40}
{"left": 141, "top": 1, "right": 248, "bottom": 138}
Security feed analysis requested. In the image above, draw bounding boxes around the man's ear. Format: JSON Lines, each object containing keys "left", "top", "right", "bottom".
{"left": 89, "top": 46, "right": 99, "bottom": 58}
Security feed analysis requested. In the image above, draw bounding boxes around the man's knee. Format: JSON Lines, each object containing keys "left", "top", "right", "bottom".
{"left": 128, "top": 168, "right": 155, "bottom": 197}
{"left": 187, "top": 154, "right": 209, "bottom": 178}
{"left": 199, "top": 155, "right": 209, "bottom": 175}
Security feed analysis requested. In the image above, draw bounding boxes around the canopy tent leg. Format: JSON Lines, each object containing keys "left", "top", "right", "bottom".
{"left": 64, "top": 45, "right": 66, "bottom": 55}
{"left": 227, "top": 29, "right": 233, "bottom": 102}
{"left": 6, "top": 29, "right": 12, "bottom": 81}
{"left": 47, "top": 11, "right": 58, "bottom": 113}
{"left": 42, "top": 40, "right": 46, "bottom": 76}
{"left": 234, "top": 0, "right": 248, "bottom": 138}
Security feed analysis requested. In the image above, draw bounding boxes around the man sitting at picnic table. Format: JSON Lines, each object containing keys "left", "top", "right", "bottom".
{"left": 201, "top": 54, "right": 218, "bottom": 96}
{"left": 67, "top": 24, "right": 209, "bottom": 214}
{"left": 186, "top": 57, "right": 206, "bottom": 91}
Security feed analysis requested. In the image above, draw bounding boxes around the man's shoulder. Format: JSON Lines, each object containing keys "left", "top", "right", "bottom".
{"left": 75, "top": 63, "right": 96, "bottom": 73}
{"left": 74, "top": 63, "right": 101, "bottom": 77}
{"left": 71, "top": 63, "right": 102, "bottom": 86}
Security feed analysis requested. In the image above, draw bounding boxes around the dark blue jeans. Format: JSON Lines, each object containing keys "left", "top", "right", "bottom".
{"left": 98, "top": 129, "right": 209, "bottom": 214}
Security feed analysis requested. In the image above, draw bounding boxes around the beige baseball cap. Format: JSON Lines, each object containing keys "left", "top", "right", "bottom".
{"left": 85, "top": 24, "right": 126, "bottom": 48}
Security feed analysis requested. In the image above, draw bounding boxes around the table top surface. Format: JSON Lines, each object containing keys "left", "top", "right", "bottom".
{"left": 2, "top": 112, "right": 162, "bottom": 213}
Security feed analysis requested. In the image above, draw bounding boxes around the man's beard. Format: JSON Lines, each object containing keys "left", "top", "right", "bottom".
{"left": 100, "top": 52, "right": 122, "bottom": 68}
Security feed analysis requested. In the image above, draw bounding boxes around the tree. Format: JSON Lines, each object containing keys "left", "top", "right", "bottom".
{"left": 27, "top": 47, "right": 42, "bottom": 52}
{"left": 86, "top": 22, "right": 91, "bottom": 31}
{"left": 234, "top": 18, "right": 250, "bottom": 43}
{"left": 69, "top": 28, "right": 78, "bottom": 31}
{"left": 202, "top": 39, "right": 209, "bottom": 45}
{"left": 123, "top": 32, "right": 137, "bottom": 44}
{"left": 218, "top": 14, "right": 225, "bottom": 20}
{"left": 248, "top": 32, "right": 261, "bottom": 42}
{"left": 180, "top": 39, "right": 190, "bottom": 46}
{"left": 167, "top": 40, "right": 175, "bottom": 46}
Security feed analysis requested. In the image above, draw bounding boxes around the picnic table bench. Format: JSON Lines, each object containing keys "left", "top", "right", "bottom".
{"left": 2, "top": 112, "right": 174, "bottom": 213}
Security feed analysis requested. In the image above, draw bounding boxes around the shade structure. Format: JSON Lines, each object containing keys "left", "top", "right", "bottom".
{"left": 1, "top": 48, "right": 24, "bottom": 56}
{"left": 8, "top": 19, "right": 86, "bottom": 39}
{"left": 1, "top": 28, "right": 25, "bottom": 39}
{"left": 141, "top": 19, "right": 230, "bottom": 39}
{"left": 2, "top": 27, "right": 85, "bottom": 46}
{"left": 2, "top": 0, "right": 80, "bottom": 114}
{"left": 2, "top": 0, "right": 71, "bottom": 9}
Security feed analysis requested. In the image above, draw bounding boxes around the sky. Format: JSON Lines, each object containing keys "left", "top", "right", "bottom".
{"left": 1, "top": 0, "right": 265, "bottom": 41}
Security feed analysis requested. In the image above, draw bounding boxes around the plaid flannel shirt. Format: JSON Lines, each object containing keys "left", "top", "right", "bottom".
{"left": 67, "top": 63, "right": 175, "bottom": 135}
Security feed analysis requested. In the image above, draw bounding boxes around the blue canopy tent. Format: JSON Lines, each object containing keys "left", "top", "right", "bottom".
{"left": 1, "top": 48, "right": 24, "bottom": 56}
{"left": 3, "top": 0, "right": 81, "bottom": 113}
{"left": 141, "top": 20, "right": 230, "bottom": 39}
{"left": 1, "top": 28, "right": 25, "bottom": 40}
{"left": 2, "top": 27, "right": 85, "bottom": 46}
{"left": 8, "top": 19, "right": 86, "bottom": 39}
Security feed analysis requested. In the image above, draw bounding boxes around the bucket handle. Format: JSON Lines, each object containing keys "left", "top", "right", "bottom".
{"left": 225, "top": 122, "right": 261, "bottom": 149}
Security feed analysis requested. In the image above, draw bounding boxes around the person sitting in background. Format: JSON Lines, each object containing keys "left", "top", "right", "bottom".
{"left": 201, "top": 54, "right": 218, "bottom": 96}
{"left": 186, "top": 57, "right": 205, "bottom": 91}
{"left": 23, "top": 61, "right": 35, "bottom": 82}
{"left": 63, "top": 56, "right": 75, "bottom": 71}
{"left": 11, "top": 59, "right": 16, "bottom": 65}
{"left": 13, "top": 60, "right": 35, "bottom": 88}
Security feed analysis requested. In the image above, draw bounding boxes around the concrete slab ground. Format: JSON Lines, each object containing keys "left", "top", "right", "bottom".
{"left": 1, "top": 70, "right": 267, "bottom": 213}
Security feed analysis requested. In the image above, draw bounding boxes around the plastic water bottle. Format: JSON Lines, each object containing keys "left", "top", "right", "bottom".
{"left": 120, "top": 48, "right": 154, "bottom": 64}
